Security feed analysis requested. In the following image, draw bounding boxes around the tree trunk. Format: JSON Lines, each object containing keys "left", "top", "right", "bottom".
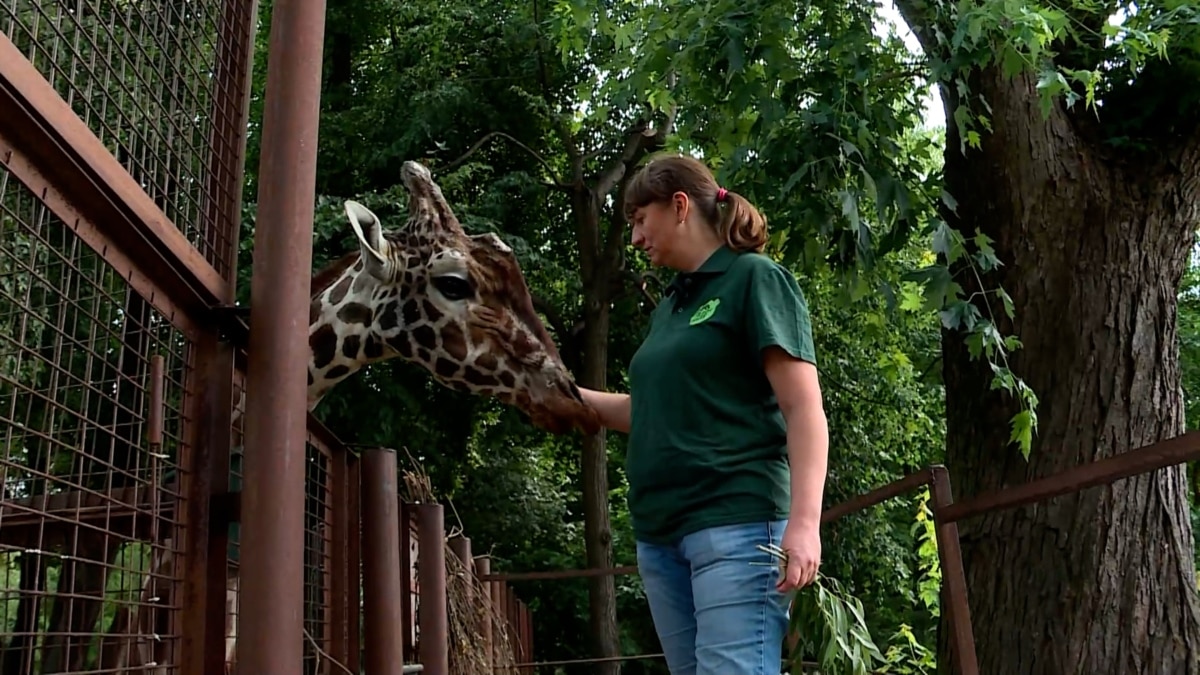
{"left": 576, "top": 188, "right": 622, "bottom": 675}
{"left": 939, "top": 68, "right": 1200, "bottom": 675}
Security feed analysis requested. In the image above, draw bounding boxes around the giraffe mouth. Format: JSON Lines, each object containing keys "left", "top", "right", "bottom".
{"left": 518, "top": 375, "right": 602, "bottom": 436}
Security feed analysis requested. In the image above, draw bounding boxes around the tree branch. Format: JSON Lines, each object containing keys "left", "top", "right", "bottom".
{"left": 440, "top": 131, "right": 569, "bottom": 189}
{"left": 626, "top": 270, "right": 663, "bottom": 311}
{"left": 593, "top": 72, "right": 679, "bottom": 197}
{"left": 890, "top": 0, "right": 948, "bottom": 62}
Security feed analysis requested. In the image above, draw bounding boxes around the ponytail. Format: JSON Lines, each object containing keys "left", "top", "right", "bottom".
{"left": 624, "top": 153, "right": 770, "bottom": 253}
{"left": 717, "top": 190, "right": 768, "bottom": 253}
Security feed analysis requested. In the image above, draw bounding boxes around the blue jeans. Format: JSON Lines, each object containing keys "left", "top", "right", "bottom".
{"left": 636, "top": 520, "right": 791, "bottom": 675}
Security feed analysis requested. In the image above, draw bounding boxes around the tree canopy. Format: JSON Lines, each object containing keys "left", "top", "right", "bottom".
{"left": 232, "top": 0, "right": 1200, "bottom": 671}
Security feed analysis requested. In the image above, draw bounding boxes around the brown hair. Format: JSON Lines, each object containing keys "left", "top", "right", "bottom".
{"left": 623, "top": 153, "right": 768, "bottom": 253}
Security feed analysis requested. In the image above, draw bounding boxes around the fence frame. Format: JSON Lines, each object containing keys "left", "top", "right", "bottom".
{"left": 0, "top": 1, "right": 364, "bottom": 672}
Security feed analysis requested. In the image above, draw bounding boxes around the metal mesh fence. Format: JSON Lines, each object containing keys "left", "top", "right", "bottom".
{"left": 1, "top": 3, "right": 365, "bottom": 671}
{"left": 1, "top": 0, "right": 247, "bottom": 280}
{"left": 0, "top": 165, "right": 191, "bottom": 673}
{"left": 304, "top": 438, "right": 333, "bottom": 674}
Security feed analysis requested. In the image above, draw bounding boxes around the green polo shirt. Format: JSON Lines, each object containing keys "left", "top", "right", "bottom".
{"left": 625, "top": 245, "right": 817, "bottom": 545}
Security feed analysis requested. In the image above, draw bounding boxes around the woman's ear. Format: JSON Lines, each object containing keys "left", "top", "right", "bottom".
{"left": 672, "top": 191, "right": 690, "bottom": 223}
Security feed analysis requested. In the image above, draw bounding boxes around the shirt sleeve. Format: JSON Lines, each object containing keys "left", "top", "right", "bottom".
{"left": 743, "top": 257, "right": 817, "bottom": 365}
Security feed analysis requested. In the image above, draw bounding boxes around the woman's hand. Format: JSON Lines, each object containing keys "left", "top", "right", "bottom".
{"left": 776, "top": 520, "right": 821, "bottom": 592}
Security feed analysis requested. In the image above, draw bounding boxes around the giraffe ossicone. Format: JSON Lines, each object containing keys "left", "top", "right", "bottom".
{"left": 306, "top": 160, "right": 601, "bottom": 436}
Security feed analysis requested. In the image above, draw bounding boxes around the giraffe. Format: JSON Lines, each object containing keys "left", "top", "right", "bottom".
{"left": 215, "top": 161, "right": 600, "bottom": 673}
{"left": 304, "top": 159, "right": 600, "bottom": 435}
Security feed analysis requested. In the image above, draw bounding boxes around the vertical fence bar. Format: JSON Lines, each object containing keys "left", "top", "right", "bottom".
{"left": 929, "top": 466, "right": 979, "bottom": 675}
{"left": 238, "top": 0, "right": 327, "bottom": 671}
{"left": 491, "top": 577, "right": 504, "bottom": 670}
{"left": 525, "top": 603, "right": 534, "bottom": 674}
{"left": 416, "top": 503, "right": 449, "bottom": 675}
{"left": 330, "top": 450, "right": 352, "bottom": 667}
{"left": 194, "top": 0, "right": 259, "bottom": 664}
{"left": 503, "top": 584, "right": 515, "bottom": 664}
{"left": 519, "top": 601, "right": 530, "bottom": 674}
{"left": 362, "top": 449, "right": 405, "bottom": 674}
{"left": 347, "top": 455, "right": 364, "bottom": 674}
{"left": 400, "top": 502, "right": 415, "bottom": 659}
{"left": 475, "top": 555, "right": 494, "bottom": 673}
{"left": 450, "top": 535, "right": 472, "bottom": 572}
{"left": 450, "top": 535, "right": 473, "bottom": 613}
{"left": 512, "top": 592, "right": 521, "bottom": 665}
{"left": 181, "top": 0, "right": 258, "bottom": 662}
{"left": 527, "top": 607, "right": 534, "bottom": 675}
{"left": 181, "top": 329, "right": 237, "bottom": 675}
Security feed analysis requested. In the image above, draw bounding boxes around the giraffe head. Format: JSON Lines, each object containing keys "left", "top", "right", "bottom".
{"left": 308, "top": 161, "right": 601, "bottom": 436}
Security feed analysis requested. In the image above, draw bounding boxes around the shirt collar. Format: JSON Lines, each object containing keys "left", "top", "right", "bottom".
{"left": 665, "top": 246, "right": 739, "bottom": 297}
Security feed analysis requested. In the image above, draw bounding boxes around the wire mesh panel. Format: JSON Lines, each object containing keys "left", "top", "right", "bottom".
{"left": 0, "top": 166, "right": 193, "bottom": 673}
{"left": 218, "top": 382, "right": 360, "bottom": 675}
{"left": 304, "top": 438, "right": 333, "bottom": 675}
{"left": 0, "top": 0, "right": 250, "bottom": 280}
{"left": 220, "top": 370, "right": 247, "bottom": 674}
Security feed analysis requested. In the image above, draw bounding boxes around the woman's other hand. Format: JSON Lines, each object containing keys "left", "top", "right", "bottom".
{"left": 776, "top": 520, "right": 821, "bottom": 592}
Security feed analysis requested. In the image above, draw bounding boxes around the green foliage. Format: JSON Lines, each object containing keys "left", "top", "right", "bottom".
{"left": 929, "top": 0, "right": 1199, "bottom": 149}
{"left": 786, "top": 573, "right": 887, "bottom": 675}
{"left": 233, "top": 0, "right": 951, "bottom": 669}
{"left": 553, "top": 0, "right": 1037, "bottom": 459}
{"left": 558, "top": 0, "right": 1198, "bottom": 465}
{"left": 1178, "top": 248, "right": 1200, "bottom": 433}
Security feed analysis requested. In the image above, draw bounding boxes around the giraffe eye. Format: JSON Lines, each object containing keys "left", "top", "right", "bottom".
{"left": 432, "top": 273, "right": 473, "bottom": 301}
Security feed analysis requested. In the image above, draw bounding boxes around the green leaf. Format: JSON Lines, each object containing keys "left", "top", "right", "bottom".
{"left": 1009, "top": 409, "right": 1036, "bottom": 459}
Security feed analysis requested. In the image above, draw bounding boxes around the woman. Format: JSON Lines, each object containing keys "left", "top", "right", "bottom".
{"left": 578, "top": 153, "right": 829, "bottom": 675}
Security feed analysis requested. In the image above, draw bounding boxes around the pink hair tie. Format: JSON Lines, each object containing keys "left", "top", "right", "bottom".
{"left": 716, "top": 187, "right": 728, "bottom": 202}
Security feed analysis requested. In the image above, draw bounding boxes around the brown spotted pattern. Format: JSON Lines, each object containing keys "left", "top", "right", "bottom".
{"left": 303, "top": 160, "right": 600, "bottom": 436}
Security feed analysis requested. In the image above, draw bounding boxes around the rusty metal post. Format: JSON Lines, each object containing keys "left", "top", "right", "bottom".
{"left": 399, "top": 501, "right": 415, "bottom": 659}
{"left": 416, "top": 503, "right": 449, "bottom": 675}
{"left": 449, "top": 535, "right": 472, "bottom": 570}
{"left": 362, "top": 449, "right": 405, "bottom": 674}
{"left": 520, "top": 601, "right": 531, "bottom": 674}
{"left": 490, "top": 577, "right": 503, "bottom": 667}
{"left": 237, "top": 0, "right": 326, "bottom": 672}
{"left": 330, "top": 451, "right": 351, "bottom": 667}
{"left": 930, "top": 466, "right": 979, "bottom": 675}
{"left": 474, "top": 555, "right": 494, "bottom": 673}
{"left": 449, "top": 535, "right": 473, "bottom": 607}
{"left": 503, "top": 584, "right": 515, "bottom": 663}
{"left": 347, "top": 456, "right": 364, "bottom": 673}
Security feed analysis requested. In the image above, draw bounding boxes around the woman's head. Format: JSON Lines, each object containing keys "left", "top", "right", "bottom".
{"left": 623, "top": 153, "right": 768, "bottom": 270}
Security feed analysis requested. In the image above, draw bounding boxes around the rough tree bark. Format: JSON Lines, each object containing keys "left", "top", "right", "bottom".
{"left": 936, "top": 64, "right": 1200, "bottom": 675}
{"left": 570, "top": 180, "right": 620, "bottom": 675}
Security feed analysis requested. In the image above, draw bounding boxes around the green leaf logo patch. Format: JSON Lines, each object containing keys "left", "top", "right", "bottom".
{"left": 689, "top": 298, "right": 720, "bottom": 326}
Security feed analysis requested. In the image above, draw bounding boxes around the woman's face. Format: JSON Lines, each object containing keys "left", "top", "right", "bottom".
{"left": 629, "top": 195, "right": 685, "bottom": 268}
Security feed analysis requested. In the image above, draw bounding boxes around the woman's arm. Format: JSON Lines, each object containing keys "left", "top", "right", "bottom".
{"left": 578, "top": 388, "right": 632, "bottom": 434}
{"left": 763, "top": 345, "right": 829, "bottom": 590}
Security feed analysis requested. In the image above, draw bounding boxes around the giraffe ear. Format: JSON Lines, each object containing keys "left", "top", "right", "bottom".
{"left": 344, "top": 200, "right": 389, "bottom": 279}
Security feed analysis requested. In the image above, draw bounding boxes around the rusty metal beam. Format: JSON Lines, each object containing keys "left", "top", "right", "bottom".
{"left": 479, "top": 565, "right": 639, "bottom": 583}
{"left": 0, "top": 33, "right": 228, "bottom": 321}
{"left": 237, "top": 0, "right": 327, "bottom": 672}
{"left": 821, "top": 469, "right": 933, "bottom": 524}
{"left": 940, "top": 430, "right": 1200, "bottom": 524}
